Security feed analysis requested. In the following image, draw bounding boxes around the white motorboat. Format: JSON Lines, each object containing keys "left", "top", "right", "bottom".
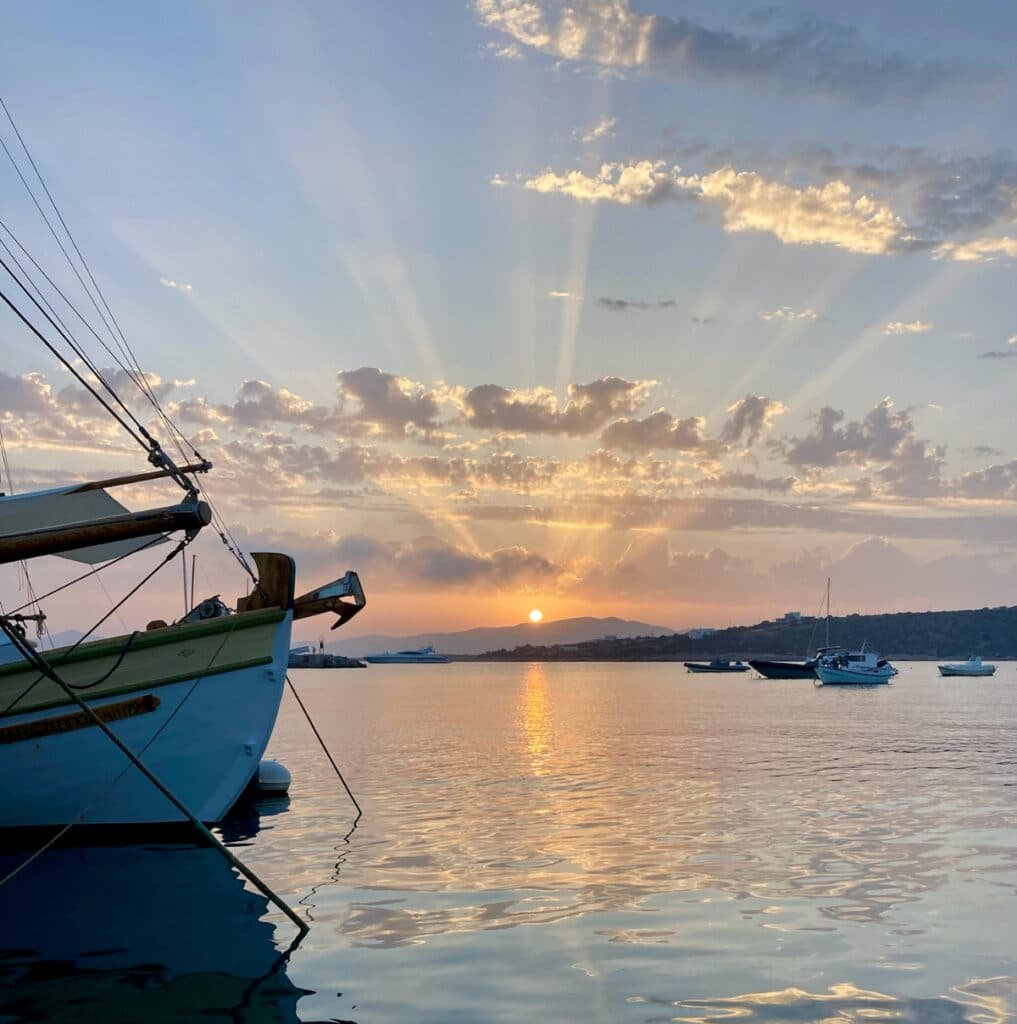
{"left": 362, "top": 646, "right": 451, "bottom": 664}
{"left": 815, "top": 645, "right": 897, "bottom": 685}
{"left": 938, "top": 656, "right": 996, "bottom": 677}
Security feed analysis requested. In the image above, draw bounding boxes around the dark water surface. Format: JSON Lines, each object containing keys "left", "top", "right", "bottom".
{"left": 3, "top": 662, "right": 1017, "bottom": 1022}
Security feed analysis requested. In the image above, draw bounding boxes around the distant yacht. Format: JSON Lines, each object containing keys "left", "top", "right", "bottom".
{"left": 938, "top": 656, "right": 996, "bottom": 677}
{"left": 362, "top": 646, "right": 451, "bottom": 664}
{"left": 751, "top": 578, "right": 836, "bottom": 679}
{"left": 815, "top": 645, "right": 897, "bottom": 685}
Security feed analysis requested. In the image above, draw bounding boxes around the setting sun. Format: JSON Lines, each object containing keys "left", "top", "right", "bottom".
{"left": 528, "top": 609, "right": 543, "bottom": 623}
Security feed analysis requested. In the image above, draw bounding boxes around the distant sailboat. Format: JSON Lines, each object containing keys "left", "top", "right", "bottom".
{"left": 749, "top": 578, "right": 832, "bottom": 679}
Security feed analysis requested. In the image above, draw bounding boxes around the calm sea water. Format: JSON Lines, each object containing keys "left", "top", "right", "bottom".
{"left": 3, "top": 661, "right": 1017, "bottom": 1022}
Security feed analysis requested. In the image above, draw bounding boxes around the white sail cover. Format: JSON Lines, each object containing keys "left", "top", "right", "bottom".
{"left": 0, "top": 485, "right": 167, "bottom": 564}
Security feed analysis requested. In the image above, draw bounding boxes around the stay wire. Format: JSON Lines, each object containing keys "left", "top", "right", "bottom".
{"left": 0, "top": 267, "right": 151, "bottom": 453}
{"left": 0, "top": 97, "right": 162, "bottom": 418}
{"left": 0, "top": 105, "right": 202, "bottom": 477}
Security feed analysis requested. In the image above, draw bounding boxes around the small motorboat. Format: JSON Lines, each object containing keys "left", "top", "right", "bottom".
{"left": 938, "top": 656, "right": 996, "bottom": 677}
{"left": 815, "top": 645, "right": 896, "bottom": 685}
{"left": 684, "top": 658, "right": 748, "bottom": 673}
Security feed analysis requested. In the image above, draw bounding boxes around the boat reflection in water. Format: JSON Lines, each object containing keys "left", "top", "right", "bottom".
{"left": 0, "top": 806, "right": 318, "bottom": 1024}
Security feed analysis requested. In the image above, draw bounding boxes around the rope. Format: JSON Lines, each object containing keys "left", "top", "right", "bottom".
{"left": 0, "top": 616, "right": 307, "bottom": 934}
{"left": 1, "top": 538, "right": 189, "bottom": 718}
{"left": 285, "top": 674, "right": 362, "bottom": 820}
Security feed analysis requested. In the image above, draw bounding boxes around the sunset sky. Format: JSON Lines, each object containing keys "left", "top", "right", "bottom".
{"left": 3, "top": 1, "right": 1017, "bottom": 640}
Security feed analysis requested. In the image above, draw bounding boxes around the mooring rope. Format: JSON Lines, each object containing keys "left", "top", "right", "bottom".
{"left": 285, "top": 674, "right": 362, "bottom": 821}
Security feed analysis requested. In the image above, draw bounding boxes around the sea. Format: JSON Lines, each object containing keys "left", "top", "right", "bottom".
{"left": 2, "top": 661, "right": 1017, "bottom": 1023}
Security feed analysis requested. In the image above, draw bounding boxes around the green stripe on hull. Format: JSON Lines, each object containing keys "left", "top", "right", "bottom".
{"left": 0, "top": 609, "right": 285, "bottom": 718}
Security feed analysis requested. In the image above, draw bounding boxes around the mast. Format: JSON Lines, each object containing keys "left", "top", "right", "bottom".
{"left": 825, "top": 576, "right": 830, "bottom": 647}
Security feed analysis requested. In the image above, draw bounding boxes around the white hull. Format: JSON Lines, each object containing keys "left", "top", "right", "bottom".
{"left": 816, "top": 664, "right": 894, "bottom": 685}
{"left": 938, "top": 667, "right": 996, "bottom": 677}
{"left": 0, "top": 612, "right": 292, "bottom": 827}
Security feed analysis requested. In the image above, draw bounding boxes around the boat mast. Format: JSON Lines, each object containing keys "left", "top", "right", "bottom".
{"left": 825, "top": 576, "right": 830, "bottom": 647}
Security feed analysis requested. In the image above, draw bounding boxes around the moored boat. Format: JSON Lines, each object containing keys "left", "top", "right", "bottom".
{"left": 938, "top": 656, "right": 996, "bottom": 677}
{"left": 362, "top": 645, "right": 450, "bottom": 664}
{"left": 815, "top": 645, "right": 896, "bottom": 685}
{"left": 748, "top": 658, "right": 818, "bottom": 679}
{"left": 684, "top": 658, "right": 748, "bottom": 673}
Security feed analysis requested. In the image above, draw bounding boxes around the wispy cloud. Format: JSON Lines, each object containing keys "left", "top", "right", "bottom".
{"left": 760, "top": 306, "right": 817, "bottom": 321}
{"left": 548, "top": 290, "right": 582, "bottom": 300}
{"left": 574, "top": 116, "right": 616, "bottom": 143}
{"left": 978, "top": 350, "right": 1017, "bottom": 359}
{"left": 473, "top": 0, "right": 970, "bottom": 102}
{"left": 934, "top": 236, "right": 1017, "bottom": 262}
{"left": 484, "top": 40, "right": 523, "bottom": 59}
{"left": 599, "top": 297, "right": 676, "bottom": 312}
{"left": 159, "top": 277, "right": 193, "bottom": 292}
{"left": 884, "top": 320, "right": 933, "bottom": 335}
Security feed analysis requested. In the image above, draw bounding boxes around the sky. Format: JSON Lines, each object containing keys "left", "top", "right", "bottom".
{"left": 3, "top": 0, "right": 1017, "bottom": 641}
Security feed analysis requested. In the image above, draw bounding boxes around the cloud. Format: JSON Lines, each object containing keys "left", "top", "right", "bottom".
{"left": 934, "top": 236, "right": 1017, "bottom": 262}
{"left": 760, "top": 306, "right": 817, "bottom": 321}
{"left": 484, "top": 40, "right": 524, "bottom": 59}
{"left": 159, "top": 277, "right": 193, "bottom": 292}
{"left": 333, "top": 533, "right": 560, "bottom": 587}
{"left": 699, "top": 471, "right": 796, "bottom": 494}
{"left": 598, "top": 297, "right": 676, "bottom": 311}
{"left": 720, "top": 394, "right": 787, "bottom": 447}
{"left": 601, "top": 409, "right": 712, "bottom": 452}
{"left": 955, "top": 460, "right": 1017, "bottom": 500}
{"left": 1009, "top": 335, "right": 1017, "bottom": 345}
{"left": 574, "top": 116, "right": 616, "bottom": 143}
{"left": 519, "top": 160, "right": 914, "bottom": 255}
{"left": 525, "top": 160, "right": 686, "bottom": 204}
{"left": 778, "top": 398, "right": 944, "bottom": 497}
{"left": 336, "top": 367, "right": 442, "bottom": 437}
{"left": 548, "top": 290, "right": 583, "bottom": 300}
{"left": 884, "top": 320, "right": 933, "bottom": 335}
{"left": 473, "top": 0, "right": 965, "bottom": 102}
{"left": 462, "top": 377, "right": 654, "bottom": 436}
{"left": 978, "top": 350, "right": 1017, "bottom": 359}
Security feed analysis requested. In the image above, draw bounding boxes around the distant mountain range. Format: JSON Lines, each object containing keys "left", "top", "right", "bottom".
{"left": 462, "top": 606, "right": 1017, "bottom": 661}
{"left": 331, "top": 616, "right": 673, "bottom": 658}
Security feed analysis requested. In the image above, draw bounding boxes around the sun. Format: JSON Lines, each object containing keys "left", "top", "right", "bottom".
{"left": 528, "top": 608, "right": 543, "bottom": 623}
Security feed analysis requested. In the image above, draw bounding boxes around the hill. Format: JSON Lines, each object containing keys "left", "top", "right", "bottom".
{"left": 465, "top": 606, "right": 1017, "bottom": 661}
{"left": 330, "top": 616, "right": 672, "bottom": 658}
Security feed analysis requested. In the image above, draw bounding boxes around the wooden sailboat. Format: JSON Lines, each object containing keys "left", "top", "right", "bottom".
{"left": 0, "top": 105, "right": 366, "bottom": 830}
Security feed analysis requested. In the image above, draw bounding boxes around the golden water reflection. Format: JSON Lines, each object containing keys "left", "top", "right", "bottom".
{"left": 259, "top": 664, "right": 1017, "bottom": 969}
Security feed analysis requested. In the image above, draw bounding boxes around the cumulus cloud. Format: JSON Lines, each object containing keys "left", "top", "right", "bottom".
{"left": 601, "top": 409, "right": 712, "bottom": 452}
{"left": 484, "top": 40, "right": 524, "bottom": 59}
{"left": 955, "top": 460, "right": 1017, "bottom": 500}
{"left": 518, "top": 160, "right": 915, "bottom": 255}
{"left": 598, "top": 296, "right": 676, "bottom": 311}
{"left": 720, "top": 394, "right": 787, "bottom": 447}
{"left": 159, "top": 277, "right": 193, "bottom": 292}
{"left": 462, "top": 377, "right": 654, "bottom": 436}
{"left": 884, "top": 320, "right": 933, "bottom": 335}
{"left": 575, "top": 116, "right": 616, "bottom": 143}
{"left": 778, "top": 399, "right": 944, "bottom": 498}
{"left": 760, "top": 306, "right": 817, "bottom": 321}
{"left": 473, "top": 0, "right": 964, "bottom": 102}
{"left": 336, "top": 367, "right": 441, "bottom": 437}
